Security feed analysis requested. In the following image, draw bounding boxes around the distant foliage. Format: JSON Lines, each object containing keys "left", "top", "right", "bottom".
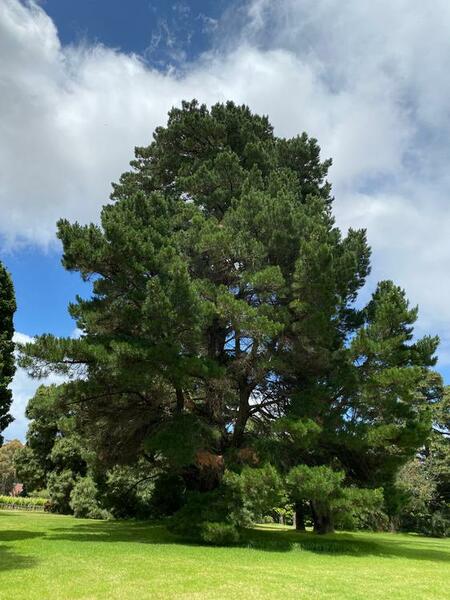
{"left": 0, "top": 495, "right": 46, "bottom": 510}
{"left": 287, "top": 466, "right": 386, "bottom": 534}
{"left": 14, "top": 445, "right": 46, "bottom": 491}
{"left": 200, "top": 522, "right": 240, "bottom": 545}
{"left": 47, "top": 469, "right": 76, "bottom": 514}
{"left": 334, "top": 488, "right": 387, "bottom": 532}
{"left": 149, "top": 473, "right": 185, "bottom": 518}
{"left": 70, "top": 476, "right": 108, "bottom": 519}
{"left": 0, "top": 439, "right": 22, "bottom": 495}
{"left": 169, "top": 465, "right": 285, "bottom": 543}
{"left": 101, "top": 462, "right": 155, "bottom": 519}
{"left": 394, "top": 385, "right": 449, "bottom": 537}
{"left": 238, "top": 464, "right": 285, "bottom": 522}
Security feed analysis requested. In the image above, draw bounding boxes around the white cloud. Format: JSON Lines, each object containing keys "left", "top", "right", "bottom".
{"left": 2, "top": 332, "right": 64, "bottom": 441}
{"left": 12, "top": 331, "right": 34, "bottom": 346}
{"left": 3, "top": 364, "right": 36, "bottom": 442}
{"left": 1, "top": 0, "right": 450, "bottom": 379}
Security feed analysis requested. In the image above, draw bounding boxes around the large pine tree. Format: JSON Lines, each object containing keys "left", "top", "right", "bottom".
{"left": 20, "top": 101, "right": 439, "bottom": 528}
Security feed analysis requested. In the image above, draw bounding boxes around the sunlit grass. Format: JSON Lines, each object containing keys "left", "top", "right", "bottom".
{"left": 1, "top": 510, "right": 448, "bottom": 599}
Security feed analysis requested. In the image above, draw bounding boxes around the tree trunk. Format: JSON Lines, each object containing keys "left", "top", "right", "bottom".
{"left": 311, "top": 503, "right": 334, "bottom": 534}
{"left": 232, "top": 383, "right": 250, "bottom": 446}
{"left": 175, "top": 387, "right": 184, "bottom": 413}
{"left": 294, "top": 502, "right": 306, "bottom": 531}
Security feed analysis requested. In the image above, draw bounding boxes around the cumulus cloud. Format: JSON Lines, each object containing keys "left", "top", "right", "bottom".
{"left": 2, "top": 332, "right": 64, "bottom": 441}
{"left": 235, "top": 1, "right": 450, "bottom": 349}
{"left": 1, "top": 0, "right": 450, "bottom": 376}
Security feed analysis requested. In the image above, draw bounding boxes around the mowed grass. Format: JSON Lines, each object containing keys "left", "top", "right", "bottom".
{"left": 0, "top": 510, "right": 449, "bottom": 600}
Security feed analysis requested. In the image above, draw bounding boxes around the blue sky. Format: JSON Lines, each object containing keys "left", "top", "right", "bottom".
{"left": 3, "top": 0, "right": 227, "bottom": 339}
{"left": 42, "top": 0, "right": 227, "bottom": 61}
{"left": 2, "top": 0, "right": 450, "bottom": 439}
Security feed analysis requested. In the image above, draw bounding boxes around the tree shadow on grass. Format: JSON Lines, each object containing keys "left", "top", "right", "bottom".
{"left": 0, "top": 528, "right": 44, "bottom": 572}
{"left": 0, "top": 530, "right": 44, "bottom": 543}
{"left": 0, "top": 545, "right": 38, "bottom": 572}
{"left": 49, "top": 522, "right": 178, "bottom": 549}
{"left": 242, "top": 527, "right": 450, "bottom": 562}
{"left": 47, "top": 520, "right": 450, "bottom": 563}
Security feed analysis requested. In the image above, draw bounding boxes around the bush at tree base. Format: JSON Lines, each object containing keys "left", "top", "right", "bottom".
{"left": 70, "top": 476, "right": 109, "bottom": 519}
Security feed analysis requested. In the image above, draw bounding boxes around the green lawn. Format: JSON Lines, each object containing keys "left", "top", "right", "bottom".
{"left": 0, "top": 510, "right": 448, "bottom": 599}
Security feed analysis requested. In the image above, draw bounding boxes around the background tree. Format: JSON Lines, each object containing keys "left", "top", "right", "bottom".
{"left": 287, "top": 465, "right": 345, "bottom": 534}
{"left": 287, "top": 465, "right": 384, "bottom": 534}
{"left": 346, "top": 282, "right": 438, "bottom": 488}
{"left": 396, "top": 384, "right": 449, "bottom": 536}
{"left": 0, "top": 439, "right": 22, "bottom": 495}
{"left": 0, "top": 260, "right": 16, "bottom": 443}
{"left": 16, "top": 384, "right": 155, "bottom": 517}
{"left": 250, "top": 281, "right": 438, "bottom": 530}
{"left": 15, "top": 385, "right": 88, "bottom": 511}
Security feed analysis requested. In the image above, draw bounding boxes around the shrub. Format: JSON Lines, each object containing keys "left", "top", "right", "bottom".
{"left": 260, "top": 515, "right": 274, "bottom": 524}
{"left": 239, "top": 464, "right": 285, "bottom": 522}
{"left": 402, "top": 509, "right": 450, "bottom": 538}
{"left": 149, "top": 473, "right": 185, "bottom": 518}
{"left": 168, "top": 478, "right": 246, "bottom": 544}
{"left": 169, "top": 493, "right": 241, "bottom": 545}
{"left": 168, "top": 465, "right": 286, "bottom": 544}
{"left": 47, "top": 469, "right": 75, "bottom": 514}
{"left": 200, "top": 522, "right": 240, "bottom": 545}
{"left": 168, "top": 491, "right": 219, "bottom": 540}
{"left": 0, "top": 495, "right": 46, "bottom": 510}
{"left": 70, "top": 476, "right": 101, "bottom": 518}
{"left": 334, "top": 487, "right": 387, "bottom": 531}
{"left": 88, "top": 506, "right": 111, "bottom": 520}
{"left": 103, "top": 463, "right": 156, "bottom": 519}
{"left": 28, "top": 489, "right": 50, "bottom": 499}
{"left": 430, "top": 511, "right": 450, "bottom": 538}
{"left": 287, "top": 465, "right": 345, "bottom": 533}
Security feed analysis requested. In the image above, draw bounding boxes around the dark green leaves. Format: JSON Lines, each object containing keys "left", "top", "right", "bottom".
{"left": 0, "top": 261, "right": 16, "bottom": 441}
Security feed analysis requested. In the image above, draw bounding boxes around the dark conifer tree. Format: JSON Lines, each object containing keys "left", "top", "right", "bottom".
{"left": 20, "top": 101, "right": 439, "bottom": 532}
{"left": 0, "top": 260, "right": 16, "bottom": 444}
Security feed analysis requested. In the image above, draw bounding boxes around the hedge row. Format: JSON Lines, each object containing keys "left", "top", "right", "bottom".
{"left": 0, "top": 495, "right": 47, "bottom": 511}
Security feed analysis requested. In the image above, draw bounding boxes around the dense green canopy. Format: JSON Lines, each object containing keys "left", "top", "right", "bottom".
{"left": 20, "top": 101, "right": 442, "bottom": 534}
